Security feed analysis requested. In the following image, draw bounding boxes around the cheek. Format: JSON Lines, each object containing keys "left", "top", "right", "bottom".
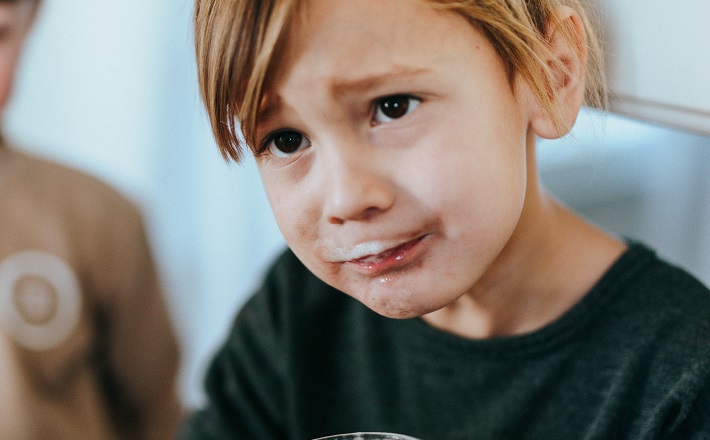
{"left": 261, "top": 175, "right": 318, "bottom": 249}
{"left": 412, "top": 128, "right": 527, "bottom": 241}
{"left": 412, "top": 130, "right": 525, "bottom": 201}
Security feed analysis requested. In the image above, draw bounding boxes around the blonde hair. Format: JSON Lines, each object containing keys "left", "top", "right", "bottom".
{"left": 194, "top": 0, "right": 606, "bottom": 162}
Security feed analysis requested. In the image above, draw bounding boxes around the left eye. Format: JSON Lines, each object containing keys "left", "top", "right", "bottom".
{"left": 262, "top": 130, "right": 311, "bottom": 157}
{"left": 373, "top": 95, "right": 421, "bottom": 124}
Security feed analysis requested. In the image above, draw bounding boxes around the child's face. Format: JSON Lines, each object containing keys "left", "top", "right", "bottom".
{"left": 255, "top": 0, "right": 535, "bottom": 318}
{"left": 0, "top": 1, "right": 35, "bottom": 113}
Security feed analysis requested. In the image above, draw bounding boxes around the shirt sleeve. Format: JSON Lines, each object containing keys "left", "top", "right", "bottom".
{"left": 179, "top": 270, "right": 287, "bottom": 440}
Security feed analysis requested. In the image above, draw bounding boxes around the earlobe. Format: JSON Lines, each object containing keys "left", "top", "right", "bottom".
{"left": 528, "top": 6, "right": 588, "bottom": 140}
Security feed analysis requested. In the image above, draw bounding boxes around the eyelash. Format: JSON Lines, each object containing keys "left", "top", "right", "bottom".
{"left": 256, "top": 132, "right": 277, "bottom": 156}
{"left": 256, "top": 94, "right": 423, "bottom": 158}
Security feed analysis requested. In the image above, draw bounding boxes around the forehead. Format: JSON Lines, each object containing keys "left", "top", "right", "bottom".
{"left": 282, "top": 0, "right": 462, "bottom": 67}
{"left": 264, "top": 0, "right": 487, "bottom": 99}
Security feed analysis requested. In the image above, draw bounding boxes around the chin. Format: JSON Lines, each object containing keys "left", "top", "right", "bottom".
{"left": 355, "top": 287, "right": 442, "bottom": 320}
{"left": 370, "top": 305, "right": 422, "bottom": 320}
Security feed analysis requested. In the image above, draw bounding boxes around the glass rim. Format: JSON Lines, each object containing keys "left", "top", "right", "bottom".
{"left": 312, "top": 433, "right": 420, "bottom": 440}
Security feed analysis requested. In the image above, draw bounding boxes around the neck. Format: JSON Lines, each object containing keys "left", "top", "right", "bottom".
{"left": 422, "top": 133, "right": 626, "bottom": 339}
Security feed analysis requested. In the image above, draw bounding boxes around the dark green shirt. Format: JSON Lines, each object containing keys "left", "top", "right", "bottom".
{"left": 181, "top": 243, "right": 710, "bottom": 439}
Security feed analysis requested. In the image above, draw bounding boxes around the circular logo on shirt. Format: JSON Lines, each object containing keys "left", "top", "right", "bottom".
{"left": 0, "top": 250, "right": 82, "bottom": 351}
{"left": 13, "top": 275, "right": 59, "bottom": 325}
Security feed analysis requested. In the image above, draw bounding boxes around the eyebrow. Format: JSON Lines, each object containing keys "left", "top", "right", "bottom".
{"left": 328, "top": 66, "right": 432, "bottom": 95}
{"left": 257, "top": 66, "right": 432, "bottom": 125}
{"left": 257, "top": 94, "right": 283, "bottom": 128}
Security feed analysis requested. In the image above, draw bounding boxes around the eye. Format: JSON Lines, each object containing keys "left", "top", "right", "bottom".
{"left": 261, "top": 130, "right": 311, "bottom": 157}
{"left": 373, "top": 95, "right": 422, "bottom": 124}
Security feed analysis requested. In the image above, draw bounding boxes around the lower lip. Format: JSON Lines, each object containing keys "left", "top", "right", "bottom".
{"left": 346, "top": 235, "right": 429, "bottom": 276}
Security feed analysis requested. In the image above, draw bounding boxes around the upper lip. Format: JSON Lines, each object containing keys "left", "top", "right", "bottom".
{"left": 324, "top": 234, "right": 425, "bottom": 262}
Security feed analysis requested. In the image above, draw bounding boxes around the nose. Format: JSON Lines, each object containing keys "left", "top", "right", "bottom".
{"left": 321, "top": 148, "right": 395, "bottom": 225}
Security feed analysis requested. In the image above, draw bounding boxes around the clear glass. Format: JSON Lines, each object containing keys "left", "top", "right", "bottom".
{"left": 312, "top": 433, "right": 420, "bottom": 440}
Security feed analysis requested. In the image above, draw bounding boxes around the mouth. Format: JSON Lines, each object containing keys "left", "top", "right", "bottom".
{"left": 342, "top": 234, "right": 429, "bottom": 276}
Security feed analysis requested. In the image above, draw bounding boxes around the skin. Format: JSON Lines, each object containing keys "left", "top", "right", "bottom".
{"left": 254, "top": 0, "right": 626, "bottom": 338}
{"left": 0, "top": 1, "right": 36, "bottom": 114}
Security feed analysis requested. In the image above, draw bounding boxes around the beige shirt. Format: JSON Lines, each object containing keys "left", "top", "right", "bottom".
{"left": 0, "top": 143, "right": 182, "bottom": 439}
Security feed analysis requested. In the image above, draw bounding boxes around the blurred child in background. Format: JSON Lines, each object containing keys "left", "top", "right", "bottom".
{"left": 0, "top": 0, "right": 183, "bottom": 438}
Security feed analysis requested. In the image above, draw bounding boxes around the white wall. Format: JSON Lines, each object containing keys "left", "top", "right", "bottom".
{"left": 592, "top": 0, "right": 710, "bottom": 133}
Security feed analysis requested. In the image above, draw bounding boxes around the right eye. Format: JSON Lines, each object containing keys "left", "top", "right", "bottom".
{"left": 373, "top": 94, "right": 421, "bottom": 124}
{"left": 261, "top": 130, "right": 311, "bottom": 157}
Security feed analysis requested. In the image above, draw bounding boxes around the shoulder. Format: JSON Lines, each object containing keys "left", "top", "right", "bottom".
{"left": 576, "top": 242, "right": 710, "bottom": 369}
{"left": 2, "top": 146, "right": 142, "bottom": 225}
{"left": 621, "top": 243, "right": 710, "bottom": 321}
{"left": 0, "top": 147, "right": 151, "bottom": 291}
{"left": 608, "top": 242, "right": 710, "bottom": 367}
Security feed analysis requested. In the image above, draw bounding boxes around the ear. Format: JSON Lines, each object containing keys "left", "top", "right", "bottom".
{"left": 527, "top": 6, "right": 588, "bottom": 139}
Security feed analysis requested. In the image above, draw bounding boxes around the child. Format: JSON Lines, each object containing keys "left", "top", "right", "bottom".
{"left": 183, "top": 0, "right": 710, "bottom": 438}
{"left": 0, "top": 1, "right": 183, "bottom": 438}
